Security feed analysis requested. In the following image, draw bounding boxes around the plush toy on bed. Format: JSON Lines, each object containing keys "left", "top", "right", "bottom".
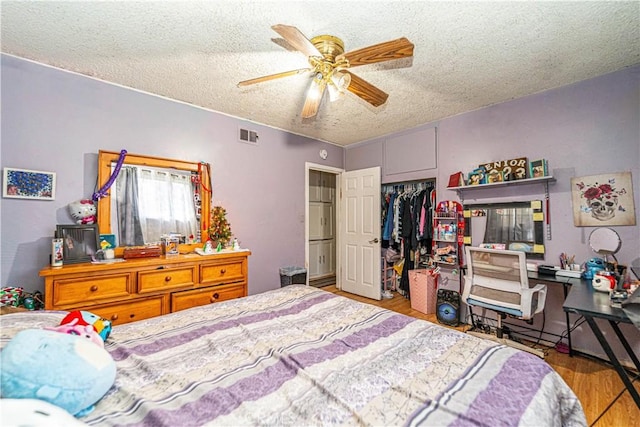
{"left": 60, "top": 310, "right": 112, "bottom": 342}
{"left": 44, "top": 322, "right": 105, "bottom": 348}
{"left": 0, "top": 314, "right": 116, "bottom": 417}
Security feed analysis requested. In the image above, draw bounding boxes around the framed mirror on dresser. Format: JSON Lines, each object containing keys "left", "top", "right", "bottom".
{"left": 96, "top": 150, "right": 212, "bottom": 253}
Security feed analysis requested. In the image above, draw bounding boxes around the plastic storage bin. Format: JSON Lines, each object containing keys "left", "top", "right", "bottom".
{"left": 409, "top": 269, "right": 438, "bottom": 314}
{"left": 279, "top": 266, "right": 307, "bottom": 287}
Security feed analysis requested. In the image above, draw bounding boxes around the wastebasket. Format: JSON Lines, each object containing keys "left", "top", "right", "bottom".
{"left": 279, "top": 266, "right": 307, "bottom": 287}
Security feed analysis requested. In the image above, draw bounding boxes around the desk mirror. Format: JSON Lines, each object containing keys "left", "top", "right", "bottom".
{"left": 588, "top": 227, "right": 621, "bottom": 260}
{"left": 97, "top": 150, "right": 211, "bottom": 248}
{"left": 464, "top": 201, "right": 545, "bottom": 260}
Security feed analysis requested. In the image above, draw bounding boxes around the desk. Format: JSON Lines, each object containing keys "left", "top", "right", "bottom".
{"left": 563, "top": 281, "right": 640, "bottom": 408}
{"left": 528, "top": 271, "right": 580, "bottom": 356}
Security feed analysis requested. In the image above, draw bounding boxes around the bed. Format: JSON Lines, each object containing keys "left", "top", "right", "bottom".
{"left": 1, "top": 285, "right": 586, "bottom": 426}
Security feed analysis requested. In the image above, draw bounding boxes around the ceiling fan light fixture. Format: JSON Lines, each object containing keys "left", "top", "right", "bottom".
{"left": 328, "top": 71, "right": 351, "bottom": 102}
{"left": 327, "top": 83, "right": 340, "bottom": 102}
{"left": 332, "top": 71, "right": 351, "bottom": 91}
{"left": 241, "top": 25, "right": 414, "bottom": 119}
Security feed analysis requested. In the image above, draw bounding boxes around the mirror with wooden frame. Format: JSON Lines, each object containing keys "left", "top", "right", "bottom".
{"left": 97, "top": 150, "right": 211, "bottom": 254}
{"left": 463, "top": 201, "right": 545, "bottom": 260}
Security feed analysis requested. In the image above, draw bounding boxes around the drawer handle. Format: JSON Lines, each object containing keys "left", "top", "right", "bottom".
{"left": 165, "top": 276, "right": 172, "bottom": 282}
{"left": 90, "top": 285, "right": 98, "bottom": 292}
{"left": 129, "top": 313, "right": 135, "bottom": 319}
{"left": 111, "top": 314, "right": 119, "bottom": 321}
{"left": 210, "top": 292, "right": 220, "bottom": 302}
{"left": 220, "top": 268, "right": 226, "bottom": 274}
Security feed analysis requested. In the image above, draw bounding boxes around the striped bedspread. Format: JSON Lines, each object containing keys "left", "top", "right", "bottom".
{"left": 0, "top": 285, "right": 585, "bottom": 426}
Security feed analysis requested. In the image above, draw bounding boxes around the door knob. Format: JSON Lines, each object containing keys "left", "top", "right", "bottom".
{"left": 369, "top": 238, "right": 379, "bottom": 244}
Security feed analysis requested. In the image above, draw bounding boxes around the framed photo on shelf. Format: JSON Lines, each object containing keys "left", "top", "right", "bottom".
{"left": 486, "top": 169, "right": 504, "bottom": 184}
{"left": 467, "top": 168, "right": 486, "bottom": 185}
{"left": 56, "top": 224, "right": 100, "bottom": 264}
{"left": 3, "top": 167, "right": 56, "bottom": 200}
{"left": 529, "top": 159, "right": 547, "bottom": 178}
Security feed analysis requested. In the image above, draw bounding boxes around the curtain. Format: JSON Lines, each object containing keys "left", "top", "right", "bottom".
{"left": 137, "top": 169, "right": 198, "bottom": 243}
{"left": 114, "top": 166, "right": 144, "bottom": 246}
{"left": 113, "top": 165, "right": 198, "bottom": 245}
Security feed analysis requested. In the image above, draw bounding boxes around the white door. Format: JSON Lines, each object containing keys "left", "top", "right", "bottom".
{"left": 340, "top": 167, "right": 381, "bottom": 300}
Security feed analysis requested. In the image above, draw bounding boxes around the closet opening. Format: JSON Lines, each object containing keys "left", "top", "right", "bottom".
{"left": 306, "top": 165, "right": 341, "bottom": 288}
{"left": 381, "top": 179, "right": 436, "bottom": 298}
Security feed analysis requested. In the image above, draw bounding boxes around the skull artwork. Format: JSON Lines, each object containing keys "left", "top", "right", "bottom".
{"left": 588, "top": 193, "right": 618, "bottom": 221}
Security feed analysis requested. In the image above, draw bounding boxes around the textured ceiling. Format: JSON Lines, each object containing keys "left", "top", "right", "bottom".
{"left": 2, "top": 1, "right": 639, "bottom": 146}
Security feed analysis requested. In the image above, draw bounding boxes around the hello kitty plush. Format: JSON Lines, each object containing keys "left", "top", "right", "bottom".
{"left": 67, "top": 199, "right": 97, "bottom": 225}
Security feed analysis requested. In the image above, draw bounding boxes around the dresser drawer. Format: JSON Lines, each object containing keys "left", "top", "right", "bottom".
{"left": 90, "top": 296, "right": 167, "bottom": 326}
{"left": 138, "top": 266, "right": 196, "bottom": 294}
{"left": 171, "top": 283, "right": 245, "bottom": 312}
{"left": 52, "top": 273, "right": 131, "bottom": 307}
{"left": 200, "top": 259, "right": 245, "bottom": 286}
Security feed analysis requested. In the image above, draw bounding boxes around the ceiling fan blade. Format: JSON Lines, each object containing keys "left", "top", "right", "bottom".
{"left": 237, "top": 68, "right": 310, "bottom": 87}
{"left": 337, "top": 37, "right": 414, "bottom": 67}
{"left": 301, "top": 78, "right": 327, "bottom": 118}
{"left": 343, "top": 71, "right": 388, "bottom": 107}
{"left": 271, "top": 24, "right": 322, "bottom": 58}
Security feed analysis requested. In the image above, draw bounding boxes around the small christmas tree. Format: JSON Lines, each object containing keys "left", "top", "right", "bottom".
{"left": 208, "top": 206, "right": 232, "bottom": 246}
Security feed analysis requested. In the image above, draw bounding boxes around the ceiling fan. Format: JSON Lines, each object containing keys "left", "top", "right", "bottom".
{"left": 238, "top": 24, "right": 415, "bottom": 119}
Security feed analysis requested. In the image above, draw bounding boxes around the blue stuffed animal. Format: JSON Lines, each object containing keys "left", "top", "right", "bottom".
{"left": 0, "top": 328, "right": 116, "bottom": 417}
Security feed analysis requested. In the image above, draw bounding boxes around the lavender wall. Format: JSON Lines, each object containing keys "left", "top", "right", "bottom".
{"left": 0, "top": 54, "right": 344, "bottom": 296}
{"left": 2, "top": 53, "right": 638, "bottom": 364}
{"left": 346, "top": 65, "right": 640, "bottom": 364}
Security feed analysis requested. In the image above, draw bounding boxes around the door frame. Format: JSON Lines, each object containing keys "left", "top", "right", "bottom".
{"left": 305, "top": 162, "right": 343, "bottom": 288}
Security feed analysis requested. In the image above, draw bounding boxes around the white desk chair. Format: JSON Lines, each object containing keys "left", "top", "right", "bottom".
{"left": 462, "top": 246, "right": 547, "bottom": 358}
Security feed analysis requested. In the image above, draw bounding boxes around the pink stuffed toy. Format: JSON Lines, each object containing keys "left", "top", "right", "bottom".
{"left": 60, "top": 310, "right": 112, "bottom": 342}
{"left": 45, "top": 321, "right": 104, "bottom": 348}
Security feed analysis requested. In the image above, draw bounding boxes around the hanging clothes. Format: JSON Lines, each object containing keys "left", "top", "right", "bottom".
{"left": 381, "top": 180, "right": 435, "bottom": 297}
{"left": 382, "top": 191, "right": 396, "bottom": 242}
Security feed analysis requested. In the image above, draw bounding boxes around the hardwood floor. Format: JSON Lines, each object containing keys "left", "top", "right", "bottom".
{"left": 323, "top": 285, "right": 640, "bottom": 427}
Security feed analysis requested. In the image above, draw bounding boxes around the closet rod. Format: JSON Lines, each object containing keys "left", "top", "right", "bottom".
{"left": 382, "top": 179, "right": 435, "bottom": 192}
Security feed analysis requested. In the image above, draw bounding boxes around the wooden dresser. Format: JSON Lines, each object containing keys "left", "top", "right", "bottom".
{"left": 39, "top": 250, "right": 250, "bottom": 326}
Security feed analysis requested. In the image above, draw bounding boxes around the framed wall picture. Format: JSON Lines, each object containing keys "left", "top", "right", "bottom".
{"left": 529, "top": 159, "right": 548, "bottom": 178}
{"left": 3, "top": 167, "right": 56, "bottom": 200}
{"left": 571, "top": 172, "right": 636, "bottom": 227}
{"left": 56, "top": 224, "right": 100, "bottom": 264}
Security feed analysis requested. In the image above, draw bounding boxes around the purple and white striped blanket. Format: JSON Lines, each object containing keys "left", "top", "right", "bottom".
{"left": 0, "top": 285, "right": 585, "bottom": 426}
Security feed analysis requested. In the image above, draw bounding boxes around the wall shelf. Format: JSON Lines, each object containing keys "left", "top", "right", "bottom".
{"left": 447, "top": 176, "right": 555, "bottom": 194}
{"left": 448, "top": 175, "right": 555, "bottom": 240}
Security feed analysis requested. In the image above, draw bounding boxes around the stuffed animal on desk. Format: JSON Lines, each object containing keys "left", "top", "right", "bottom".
{"left": 0, "top": 328, "right": 116, "bottom": 417}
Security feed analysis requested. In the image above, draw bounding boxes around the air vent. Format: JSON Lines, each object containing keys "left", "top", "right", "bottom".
{"left": 239, "top": 128, "right": 259, "bottom": 144}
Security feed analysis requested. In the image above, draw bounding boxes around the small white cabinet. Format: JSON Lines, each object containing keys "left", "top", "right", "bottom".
{"left": 309, "top": 202, "right": 334, "bottom": 240}
{"left": 309, "top": 170, "right": 335, "bottom": 203}
{"left": 309, "top": 239, "right": 335, "bottom": 278}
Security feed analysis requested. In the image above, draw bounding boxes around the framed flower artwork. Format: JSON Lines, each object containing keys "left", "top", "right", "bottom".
{"left": 3, "top": 167, "right": 56, "bottom": 200}
{"left": 571, "top": 172, "right": 636, "bottom": 226}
